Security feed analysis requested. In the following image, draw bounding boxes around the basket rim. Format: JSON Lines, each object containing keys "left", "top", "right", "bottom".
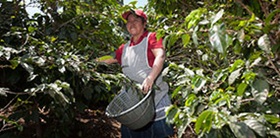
{"left": 106, "top": 89, "right": 153, "bottom": 118}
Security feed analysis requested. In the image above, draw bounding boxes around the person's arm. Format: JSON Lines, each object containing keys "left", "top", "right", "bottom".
{"left": 96, "top": 44, "right": 124, "bottom": 65}
{"left": 142, "top": 48, "right": 165, "bottom": 93}
{"left": 97, "top": 58, "right": 118, "bottom": 64}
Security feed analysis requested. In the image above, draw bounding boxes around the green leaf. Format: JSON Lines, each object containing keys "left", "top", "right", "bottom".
{"left": 28, "top": 26, "right": 37, "bottom": 33}
{"left": 269, "top": 130, "right": 280, "bottom": 138}
{"left": 182, "top": 34, "right": 190, "bottom": 47}
{"left": 237, "top": 83, "right": 248, "bottom": 96}
{"left": 209, "top": 24, "right": 228, "bottom": 56}
{"left": 195, "top": 110, "right": 214, "bottom": 134}
{"left": 209, "top": 90, "right": 221, "bottom": 102}
{"left": 172, "top": 85, "right": 182, "bottom": 99}
{"left": 241, "top": 71, "right": 256, "bottom": 83}
{"left": 211, "top": 9, "right": 224, "bottom": 26}
{"left": 192, "top": 26, "right": 199, "bottom": 46}
{"left": 228, "top": 68, "right": 242, "bottom": 85}
{"left": 168, "top": 34, "right": 178, "bottom": 47}
{"left": 162, "top": 35, "right": 170, "bottom": 49}
{"left": 185, "top": 8, "right": 206, "bottom": 29}
{"left": 9, "top": 59, "right": 19, "bottom": 69}
{"left": 264, "top": 114, "right": 280, "bottom": 124}
{"left": 229, "top": 122, "right": 256, "bottom": 138}
{"left": 251, "top": 78, "right": 269, "bottom": 104}
{"left": 192, "top": 76, "right": 207, "bottom": 93}
{"left": 214, "top": 94, "right": 231, "bottom": 108}
{"left": 257, "top": 34, "right": 271, "bottom": 53}
{"left": 244, "top": 119, "right": 266, "bottom": 137}
{"left": 156, "top": 29, "right": 165, "bottom": 41}
{"left": 177, "top": 119, "right": 192, "bottom": 138}
{"left": 229, "top": 59, "right": 245, "bottom": 72}
{"left": 264, "top": 9, "right": 280, "bottom": 25}
{"left": 185, "top": 94, "right": 197, "bottom": 107}
{"left": 166, "top": 105, "right": 180, "bottom": 124}
{"left": 237, "top": 29, "right": 245, "bottom": 43}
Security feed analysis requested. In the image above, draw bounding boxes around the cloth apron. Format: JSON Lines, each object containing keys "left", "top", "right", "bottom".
{"left": 121, "top": 33, "right": 169, "bottom": 118}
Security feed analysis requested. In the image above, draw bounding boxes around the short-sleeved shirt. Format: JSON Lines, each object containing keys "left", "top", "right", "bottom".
{"left": 115, "top": 31, "right": 163, "bottom": 67}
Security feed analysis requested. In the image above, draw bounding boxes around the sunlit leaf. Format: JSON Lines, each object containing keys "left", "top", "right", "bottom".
{"left": 250, "top": 57, "right": 262, "bottom": 68}
{"left": 244, "top": 119, "right": 266, "bottom": 137}
{"left": 185, "top": 8, "right": 206, "bottom": 29}
{"left": 229, "top": 122, "right": 256, "bottom": 138}
{"left": 228, "top": 68, "right": 242, "bottom": 85}
{"left": 192, "top": 76, "right": 207, "bottom": 93}
{"left": 28, "top": 26, "right": 36, "bottom": 33}
{"left": 269, "top": 130, "right": 280, "bottom": 138}
{"left": 172, "top": 85, "right": 182, "bottom": 99}
{"left": 237, "top": 29, "right": 245, "bottom": 43}
{"left": 209, "top": 90, "right": 221, "bottom": 102}
{"left": 0, "top": 88, "right": 9, "bottom": 97}
{"left": 182, "top": 34, "right": 190, "bottom": 47}
{"left": 59, "top": 66, "right": 66, "bottom": 73}
{"left": 241, "top": 71, "right": 256, "bottom": 83}
{"left": 166, "top": 105, "right": 180, "bottom": 124}
{"left": 211, "top": 9, "right": 224, "bottom": 26}
{"left": 257, "top": 34, "right": 271, "bottom": 53}
{"left": 229, "top": 59, "right": 245, "bottom": 72}
{"left": 185, "top": 94, "right": 197, "bottom": 107}
{"left": 251, "top": 78, "right": 269, "bottom": 104}
{"left": 192, "top": 26, "right": 199, "bottom": 46}
{"left": 195, "top": 110, "right": 214, "bottom": 134}
{"left": 209, "top": 24, "right": 228, "bottom": 56}
{"left": 177, "top": 119, "right": 192, "bottom": 138}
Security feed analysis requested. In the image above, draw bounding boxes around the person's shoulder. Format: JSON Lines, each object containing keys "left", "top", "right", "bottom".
{"left": 117, "top": 44, "right": 125, "bottom": 51}
{"left": 120, "top": 43, "right": 125, "bottom": 48}
{"left": 148, "top": 32, "right": 163, "bottom": 41}
{"left": 148, "top": 32, "right": 157, "bottom": 39}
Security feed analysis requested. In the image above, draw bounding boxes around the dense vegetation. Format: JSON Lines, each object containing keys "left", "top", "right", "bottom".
{"left": 0, "top": 0, "right": 279, "bottom": 138}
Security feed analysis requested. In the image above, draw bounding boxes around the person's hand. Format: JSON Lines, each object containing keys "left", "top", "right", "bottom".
{"left": 141, "top": 76, "right": 154, "bottom": 94}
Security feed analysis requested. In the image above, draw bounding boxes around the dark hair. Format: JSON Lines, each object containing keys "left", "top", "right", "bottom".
{"left": 139, "top": 16, "right": 146, "bottom": 23}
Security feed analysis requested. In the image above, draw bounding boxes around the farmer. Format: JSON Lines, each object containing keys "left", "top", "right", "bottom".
{"left": 100, "top": 9, "right": 174, "bottom": 138}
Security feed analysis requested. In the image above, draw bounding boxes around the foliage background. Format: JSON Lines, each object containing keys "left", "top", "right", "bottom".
{"left": 0, "top": 0, "right": 279, "bottom": 138}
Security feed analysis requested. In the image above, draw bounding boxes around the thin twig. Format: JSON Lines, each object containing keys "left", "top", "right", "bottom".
{"left": 0, "top": 125, "right": 17, "bottom": 133}
{"left": 258, "top": 0, "right": 269, "bottom": 17}
{"left": 241, "top": 98, "right": 255, "bottom": 103}
{"left": 0, "top": 94, "right": 18, "bottom": 112}
{"left": 20, "top": 34, "right": 29, "bottom": 47}
{"left": 267, "top": 54, "right": 280, "bottom": 77}
{"left": 234, "top": 0, "right": 255, "bottom": 16}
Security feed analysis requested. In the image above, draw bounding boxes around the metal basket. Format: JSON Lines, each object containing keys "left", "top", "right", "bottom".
{"left": 105, "top": 87, "right": 155, "bottom": 130}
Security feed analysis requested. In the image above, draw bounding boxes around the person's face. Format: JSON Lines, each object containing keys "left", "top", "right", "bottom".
{"left": 126, "top": 14, "right": 146, "bottom": 36}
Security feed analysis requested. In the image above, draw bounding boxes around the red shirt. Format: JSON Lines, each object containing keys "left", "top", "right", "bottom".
{"left": 115, "top": 31, "right": 163, "bottom": 67}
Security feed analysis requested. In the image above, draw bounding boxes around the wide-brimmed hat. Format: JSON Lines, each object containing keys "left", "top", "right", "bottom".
{"left": 122, "top": 9, "right": 147, "bottom": 21}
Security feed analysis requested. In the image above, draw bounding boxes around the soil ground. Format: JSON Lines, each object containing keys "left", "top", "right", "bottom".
{"left": 1, "top": 105, "right": 196, "bottom": 138}
{"left": 68, "top": 107, "right": 196, "bottom": 138}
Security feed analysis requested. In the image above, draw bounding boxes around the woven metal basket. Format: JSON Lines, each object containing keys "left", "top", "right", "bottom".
{"left": 105, "top": 87, "right": 155, "bottom": 130}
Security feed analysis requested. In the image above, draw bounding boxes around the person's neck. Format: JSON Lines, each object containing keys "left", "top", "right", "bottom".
{"left": 132, "top": 30, "right": 145, "bottom": 43}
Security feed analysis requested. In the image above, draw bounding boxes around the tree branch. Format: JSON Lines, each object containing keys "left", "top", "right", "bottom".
{"left": 234, "top": 0, "right": 255, "bottom": 16}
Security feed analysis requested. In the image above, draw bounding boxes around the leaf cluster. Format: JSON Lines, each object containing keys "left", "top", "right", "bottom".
{"left": 146, "top": 0, "right": 280, "bottom": 137}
